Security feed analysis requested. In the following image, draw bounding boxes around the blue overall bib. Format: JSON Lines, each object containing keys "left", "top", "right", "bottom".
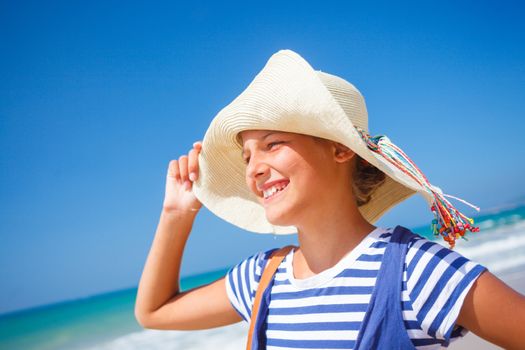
{"left": 252, "top": 225, "right": 418, "bottom": 349}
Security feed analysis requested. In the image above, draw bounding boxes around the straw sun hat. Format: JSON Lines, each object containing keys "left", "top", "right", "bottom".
{"left": 193, "top": 49, "right": 478, "bottom": 247}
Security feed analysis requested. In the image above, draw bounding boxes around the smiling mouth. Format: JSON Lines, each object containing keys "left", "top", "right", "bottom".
{"left": 262, "top": 181, "right": 289, "bottom": 200}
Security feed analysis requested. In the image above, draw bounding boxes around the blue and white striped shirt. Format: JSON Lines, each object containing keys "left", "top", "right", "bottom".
{"left": 225, "top": 227, "right": 486, "bottom": 349}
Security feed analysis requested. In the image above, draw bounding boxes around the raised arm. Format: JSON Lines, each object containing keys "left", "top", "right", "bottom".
{"left": 134, "top": 142, "right": 242, "bottom": 330}
{"left": 457, "top": 270, "right": 525, "bottom": 350}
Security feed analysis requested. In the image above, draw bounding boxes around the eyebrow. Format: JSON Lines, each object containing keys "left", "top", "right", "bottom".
{"left": 241, "top": 131, "right": 279, "bottom": 159}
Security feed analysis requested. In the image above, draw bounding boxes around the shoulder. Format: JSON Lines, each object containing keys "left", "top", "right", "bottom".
{"left": 399, "top": 229, "right": 487, "bottom": 343}
{"left": 401, "top": 228, "right": 486, "bottom": 302}
{"left": 224, "top": 247, "right": 283, "bottom": 321}
{"left": 227, "top": 247, "right": 280, "bottom": 284}
{"left": 403, "top": 231, "right": 484, "bottom": 281}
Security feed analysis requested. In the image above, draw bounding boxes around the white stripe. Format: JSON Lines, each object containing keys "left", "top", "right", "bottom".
{"left": 238, "top": 260, "right": 253, "bottom": 317}
{"left": 268, "top": 311, "right": 366, "bottom": 323}
{"left": 267, "top": 329, "right": 359, "bottom": 341}
{"left": 402, "top": 309, "right": 418, "bottom": 320}
{"left": 254, "top": 252, "right": 264, "bottom": 277}
{"left": 224, "top": 272, "right": 243, "bottom": 317}
{"left": 335, "top": 276, "right": 377, "bottom": 287}
{"left": 270, "top": 294, "right": 371, "bottom": 308}
{"left": 407, "top": 328, "right": 433, "bottom": 339}
{"left": 401, "top": 289, "right": 411, "bottom": 302}
{"left": 363, "top": 246, "right": 387, "bottom": 255}
{"left": 247, "top": 256, "right": 257, "bottom": 304}
{"left": 230, "top": 265, "right": 250, "bottom": 320}
{"left": 405, "top": 237, "right": 427, "bottom": 267}
{"left": 352, "top": 260, "right": 381, "bottom": 270}
{"left": 274, "top": 273, "right": 289, "bottom": 282}
{"left": 270, "top": 277, "right": 377, "bottom": 293}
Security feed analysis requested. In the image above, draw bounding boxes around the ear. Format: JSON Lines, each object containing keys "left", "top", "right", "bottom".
{"left": 332, "top": 142, "right": 356, "bottom": 163}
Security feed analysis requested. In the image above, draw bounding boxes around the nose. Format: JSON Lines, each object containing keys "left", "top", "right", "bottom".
{"left": 246, "top": 153, "right": 270, "bottom": 183}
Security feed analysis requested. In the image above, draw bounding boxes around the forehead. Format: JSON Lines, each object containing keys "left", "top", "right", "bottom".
{"left": 238, "top": 130, "right": 327, "bottom": 150}
{"left": 238, "top": 130, "right": 280, "bottom": 144}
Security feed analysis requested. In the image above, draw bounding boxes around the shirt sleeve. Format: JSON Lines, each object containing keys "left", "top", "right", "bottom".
{"left": 225, "top": 248, "right": 277, "bottom": 322}
{"left": 404, "top": 235, "right": 487, "bottom": 344}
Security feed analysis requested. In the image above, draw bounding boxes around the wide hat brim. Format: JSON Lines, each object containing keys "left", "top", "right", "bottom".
{"left": 193, "top": 50, "right": 428, "bottom": 234}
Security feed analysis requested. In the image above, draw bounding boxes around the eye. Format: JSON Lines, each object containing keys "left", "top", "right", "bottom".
{"left": 243, "top": 156, "right": 250, "bottom": 164}
{"left": 267, "top": 141, "right": 284, "bottom": 150}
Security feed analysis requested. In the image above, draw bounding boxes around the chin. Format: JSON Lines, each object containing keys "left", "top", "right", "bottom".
{"left": 264, "top": 207, "right": 297, "bottom": 227}
{"left": 261, "top": 190, "right": 304, "bottom": 227}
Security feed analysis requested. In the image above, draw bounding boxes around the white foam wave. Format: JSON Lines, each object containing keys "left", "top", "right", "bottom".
{"left": 85, "top": 322, "right": 248, "bottom": 350}
{"left": 486, "top": 255, "right": 525, "bottom": 274}
{"left": 455, "top": 231, "right": 525, "bottom": 261}
{"left": 453, "top": 220, "right": 525, "bottom": 274}
{"left": 473, "top": 213, "right": 523, "bottom": 231}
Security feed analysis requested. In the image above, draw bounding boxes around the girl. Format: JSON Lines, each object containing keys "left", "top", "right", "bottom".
{"left": 135, "top": 50, "right": 525, "bottom": 349}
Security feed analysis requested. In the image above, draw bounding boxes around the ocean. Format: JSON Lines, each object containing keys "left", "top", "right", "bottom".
{"left": 1, "top": 204, "right": 524, "bottom": 350}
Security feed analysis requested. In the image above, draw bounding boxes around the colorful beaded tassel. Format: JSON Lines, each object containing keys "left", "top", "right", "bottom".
{"left": 355, "top": 127, "right": 480, "bottom": 248}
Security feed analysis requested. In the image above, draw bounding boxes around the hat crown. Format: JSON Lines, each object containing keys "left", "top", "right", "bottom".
{"left": 316, "top": 71, "right": 369, "bottom": 133}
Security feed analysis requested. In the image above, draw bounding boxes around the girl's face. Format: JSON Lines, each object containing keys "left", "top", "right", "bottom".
{"left": 240, "top": 130, "right": 354, "bottom": 227}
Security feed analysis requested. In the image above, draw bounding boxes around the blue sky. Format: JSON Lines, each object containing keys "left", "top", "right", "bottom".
{"left": 1, "top": 1, "right": 524, "bottom": 315}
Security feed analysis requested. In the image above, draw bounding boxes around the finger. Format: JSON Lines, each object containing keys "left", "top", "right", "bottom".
{"left": 167, "top": 160, "right": 180, "bottom": 180}
{"left": 178, "top": 155, "right": 189, "bottom": 182}
{"left": 193, "top": 141, "right": 202, "bottom": 152}
{"left": 188, "top": 149, "right": 199, "bottom": 182}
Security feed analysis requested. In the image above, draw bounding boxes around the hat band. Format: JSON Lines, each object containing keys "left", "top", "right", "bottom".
{"left": 355, "top": 127, "right": 480, "bottom": 248}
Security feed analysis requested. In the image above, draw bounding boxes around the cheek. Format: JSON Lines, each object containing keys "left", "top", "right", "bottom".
{"left": 245, "top": 173, "right": 258, "bottom": 196}
{"left": 291, "top": 153, "right": 334, "bottom": 189}
{"left": 274, "top": 148, "right": 304, "bottom": 171}
{"left": 285, "top": 157, "right": 320, "bottom": 190}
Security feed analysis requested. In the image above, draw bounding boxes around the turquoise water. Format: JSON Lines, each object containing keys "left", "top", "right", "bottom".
{"left": 1, "top": 205, "right": 524, "bottom": 350}
{"left": 0, "top": 269, "right": 229, "bottom": 350}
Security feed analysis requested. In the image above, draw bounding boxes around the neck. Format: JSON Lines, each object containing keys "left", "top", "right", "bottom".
{"left": 292, "top": 193, "right": 376, "bottom": 279}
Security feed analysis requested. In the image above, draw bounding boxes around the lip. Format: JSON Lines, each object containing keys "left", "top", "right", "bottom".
{"left": 263, "top": 183, "right": 289, "bottom": 204}
{"left": 257, "top": 179, "right": 290, "bottom": 192}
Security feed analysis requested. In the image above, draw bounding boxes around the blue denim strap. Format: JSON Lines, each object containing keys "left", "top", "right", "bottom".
{"left": 354, "top": 225, "right": 417, "bottom": 350}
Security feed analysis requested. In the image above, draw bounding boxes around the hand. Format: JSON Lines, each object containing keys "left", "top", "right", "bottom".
{"left": 162, "top": 142, "right": 203, "bottom": 213}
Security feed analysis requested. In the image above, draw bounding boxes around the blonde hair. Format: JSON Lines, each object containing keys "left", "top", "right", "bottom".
{"left": 353, "top": 155, "right": 386, "bottom": 207}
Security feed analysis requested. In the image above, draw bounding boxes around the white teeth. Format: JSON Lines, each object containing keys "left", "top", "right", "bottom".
{"left": 263, "top": 183, "right": 287, "bottom": 199}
